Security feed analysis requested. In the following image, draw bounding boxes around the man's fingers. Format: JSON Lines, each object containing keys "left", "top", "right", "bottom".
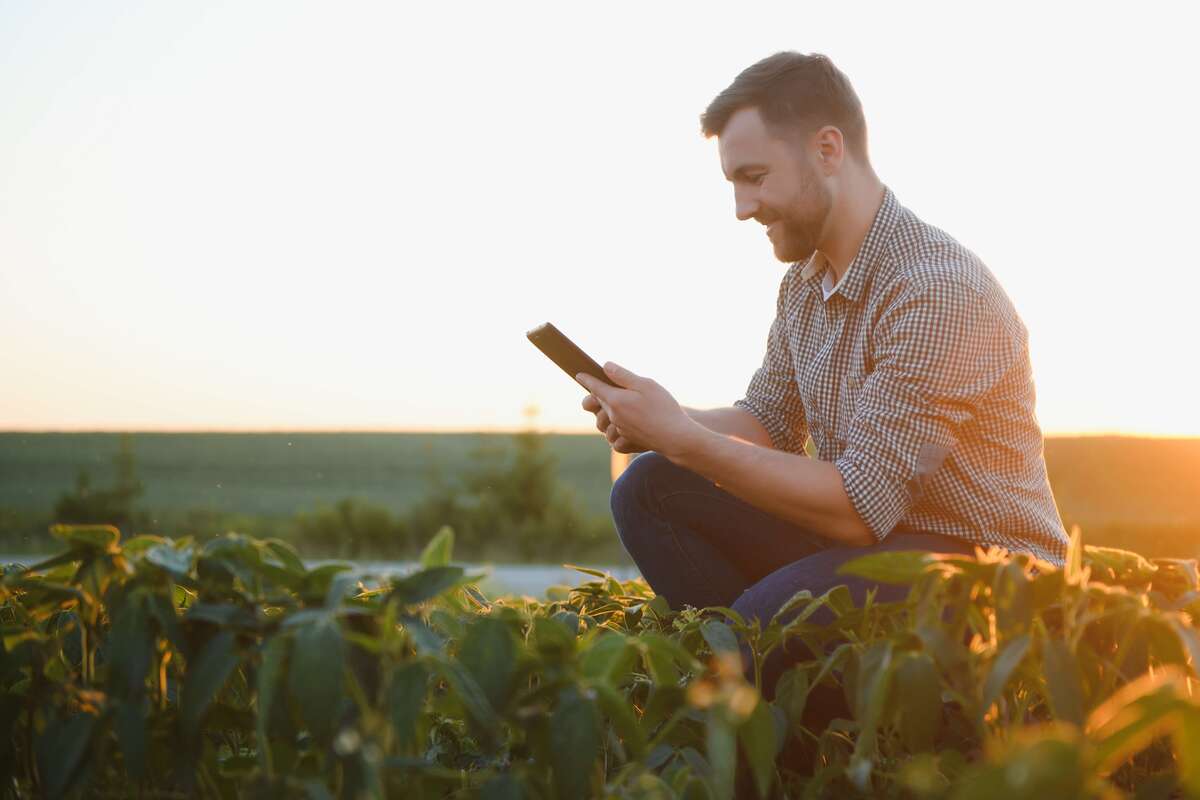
{"left": 595, "top": 409, "right": 610, "bottom": 434}
{"left": 603, "top": 361, "right": 642, "bottom": 388}
{"left": 581, "top": 394, "right": 600, "bottom": 413}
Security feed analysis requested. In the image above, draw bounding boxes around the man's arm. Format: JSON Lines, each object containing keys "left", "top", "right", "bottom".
{"left": 673, "top": 428, "right": 875, "bottom": 547}
{"left": 682, "top": 406, "right": 774, "bottom": 449}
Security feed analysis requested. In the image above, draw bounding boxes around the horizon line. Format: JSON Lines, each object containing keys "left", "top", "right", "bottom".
{"left": 2, "top": 427, "right": 1199, "bottom": 440}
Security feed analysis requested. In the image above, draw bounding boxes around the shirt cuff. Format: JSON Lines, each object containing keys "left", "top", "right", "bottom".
{"left": 733, "top": 398, "right": 797, "bottom": 453}
{"left": 834, "top": 455, "right": 908, "bottom": 542}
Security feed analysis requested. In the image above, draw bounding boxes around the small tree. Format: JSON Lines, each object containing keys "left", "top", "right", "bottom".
{"left": 53, "top": 433, "right": 144, "bottom": 529}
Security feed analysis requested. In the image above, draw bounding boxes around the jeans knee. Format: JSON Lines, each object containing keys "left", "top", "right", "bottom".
{"left": 609, "top": 451, "right": 671, "bottom": 520}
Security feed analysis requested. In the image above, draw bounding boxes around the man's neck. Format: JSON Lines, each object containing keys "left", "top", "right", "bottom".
{"left": 820, "top": 176, "right": 886, "bottom": 284}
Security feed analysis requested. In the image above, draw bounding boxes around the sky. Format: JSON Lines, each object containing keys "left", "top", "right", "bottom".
{"left": 2, "top": 1, "right": 1198, "bottom": 436}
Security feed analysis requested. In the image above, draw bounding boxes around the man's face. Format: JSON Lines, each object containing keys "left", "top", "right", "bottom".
{"left": 717, "top": 106, "right": 832, "bottom": 263}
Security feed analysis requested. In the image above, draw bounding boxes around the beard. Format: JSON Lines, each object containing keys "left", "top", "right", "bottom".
{"left": 770, "top": 172, "right": 833, "bottom": 263}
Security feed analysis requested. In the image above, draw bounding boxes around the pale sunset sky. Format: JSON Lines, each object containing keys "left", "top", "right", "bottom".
{"left": 2, "top": 2, "right": 1197, "bottom": 436}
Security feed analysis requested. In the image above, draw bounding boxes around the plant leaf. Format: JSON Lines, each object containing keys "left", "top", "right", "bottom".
{"left": 181, "top": 629, "right": 241, "bottom": 734}
{"left": 982, "top": 633, "right": 1032, "bottom": 721}
{"left": 1042, "top": 635, "right": 1085, "bottom": 727}
{"left": 550, "top": 685, "right": 601, "bottom": 800}
{"left": 738, "top": 696, "right": 777, "bottom": 799}
{"left": 389, "top": 661, "right": 429, "bottom": 750}
{"left": 390, "top": 566, "right": 467, "bottom": 606}
{"left": 288, "top": 614, "right": 345, "bottom": 743}
{"left": 457, "top": 617, "right": 517, "bottom": 712}
{"left": 420, "top": 526, "right": 455, "bottom": 567}
{"left": 837, "top": 550, "right": 941, "bottom": 584}
{"left": 256, "top": 634, "right": 290, "bottom": 774}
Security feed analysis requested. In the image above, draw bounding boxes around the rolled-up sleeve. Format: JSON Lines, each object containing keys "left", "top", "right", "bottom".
{"left": 835, "top": 279, "right": 1023, "bottom": 540}
{"left": 733, "top": 278, "right": 809, "bottom": 455}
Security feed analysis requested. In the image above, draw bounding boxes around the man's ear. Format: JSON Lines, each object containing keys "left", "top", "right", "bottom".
{"left": 813, "top": 125, "right": 845, "bottom": 172}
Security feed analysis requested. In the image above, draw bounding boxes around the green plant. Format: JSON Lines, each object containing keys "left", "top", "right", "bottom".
{"left": 52, "top": 433, "right": 144, "bottom": 530}
{"left": 3, "top": 525, "right": 1200, "bottom": 798}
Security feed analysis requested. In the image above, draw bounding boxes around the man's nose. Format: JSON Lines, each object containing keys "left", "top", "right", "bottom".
{"left": 734, "top": 189, "right": 759, "bottom": 222}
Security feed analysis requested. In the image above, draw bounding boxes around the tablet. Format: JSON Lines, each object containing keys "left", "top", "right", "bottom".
{"left": 526, "top": 322, "right": 617, "bottom": 388}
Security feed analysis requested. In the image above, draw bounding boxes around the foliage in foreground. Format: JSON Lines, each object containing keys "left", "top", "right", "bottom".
{"left": 3, "top": 525, "right": 1200, "bottom": 798}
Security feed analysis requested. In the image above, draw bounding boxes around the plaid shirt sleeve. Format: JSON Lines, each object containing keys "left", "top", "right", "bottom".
{"left": 835, "top": 278, "right": 1024, "bottom": 541}
{"left": 734, "top": 278, "right": 810, "bottom": 455}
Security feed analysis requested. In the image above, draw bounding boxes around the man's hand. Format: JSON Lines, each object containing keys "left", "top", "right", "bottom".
{"left": 581, "top": 392, "right": 646, "bottom": 454}
{"left": 577, "top": 362, "right": 706, "bottom": 461}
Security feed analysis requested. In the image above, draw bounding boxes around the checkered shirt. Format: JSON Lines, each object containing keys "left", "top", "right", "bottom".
{"left": 734, "top": 186, "right": 1069, "bottom": 565}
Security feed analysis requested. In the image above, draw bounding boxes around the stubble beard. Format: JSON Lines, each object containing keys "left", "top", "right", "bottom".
{"left": 773, "top": 176, "right": 833, "bottom": 264}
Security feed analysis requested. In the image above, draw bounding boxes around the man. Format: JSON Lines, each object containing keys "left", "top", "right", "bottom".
{"left": 575, "top": 52, "right": 1068, "bottom": 693}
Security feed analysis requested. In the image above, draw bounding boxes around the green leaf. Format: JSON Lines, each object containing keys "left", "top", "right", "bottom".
{"left": 837, "top": 550, "right": 940, "bottom": 584}
{"left": 288, "top": 614, "right": 345, "bottom": 742}
{"left": 737, "top": 696, "right": 778, "bottom": 799}
{"left": 21, "top": 548, "right": 88, "bottom": 574}
{"left": 438, "top": 659, "right": 500, "bottom": 736}
{"left": 893, "top": 652, "right": 942, "bottom": 752}
{"left": 1175, "top": 706, "right": 1200, "bottom": 797}
{"left": 993, "top": 561, "right": 1032, "bottom": 633}
{"left": 389, "top": 661, "right": 429, "bottom": 749}
{"left": 1170, "top": 619, "right": 1200, "bottom": 679}
{"left": 1041, "top": 635, "right": 1084, "bottom": 727}
{"left": 301, "top": 563, "right": 354, "bottom": 600}
{"left": 647, "top": 594, "right": 673, "bottom": 618}
{"left": 420, "top": 525, "right": 455, "bottom": 567}
{"left": 181, "top": 629, "right": 241, "bottom": 733}
{"left": 145, "top": 543, "right": 194, "bottom": 577}
{"left": 263, "top": 538, "right": 306, "bottom": 574}
{"left": 115, "top": 700, "right": 148, "bottom": 780}
{"left": 50, "top": 524, "right": 120, "bottom": 550}
{"left": 700, "top": 620, "right": 741, "bottom": 657}
{"left": 390, "top": 566, "right": 467, "bottom": 606}
{"left": 706, "top": 710, "right": 737, "bottom": 800}
{"left": 591, "top": 680, "right": 647, "bottom": 760}
{"left": 551, "top": 609, "right": 581, "bottom": 636}
{"left": 400, "top": 614, "right": 445, "bottom": 655}
{"left": 533, "top": 615, "right": 576, "bottom": 659}
{"left": 773, "top": 667, "right": 810, "bottom": 730}
{"left": 106, "top": 591, "right": 154, "bottom": 701}
{"left": 1065, "top": 525, "right": 1084, "bottom": 584}
{"left": 550, "top": 686, "right": 601, "bottom": 800}
{"left": 256, "top": 634, "right": 290, "bottom": 774}
{"left": 563, "top": 564, "right": 609, "bottom": 579}
{"left": 324, "top": 569, "right": 361, "bottom": 608}
{"left": 581, "top": 632, "right": 632, "bottom": 685}
{"left": 982, "top": 633, "right": 1031, "bottom": 720}
{"left": 36, "top": 712, "right": 97, "bottom": 800}
{"left": 848, "top": 641, "right": 894, "bottom": 791}
{"left": 457, "top": 617, "right": 517, "bottom": 712}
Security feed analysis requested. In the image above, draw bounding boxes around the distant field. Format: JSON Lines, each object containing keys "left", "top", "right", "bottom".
{"left": 2, "top": 432, "right": 1199, "bottom": 556}
{"left": 0, "top": 431, "right": 614, "bottom": 519}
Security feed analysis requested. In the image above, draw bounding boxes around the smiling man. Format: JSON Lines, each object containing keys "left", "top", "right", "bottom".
{"left": 576, "top": 51, "right": 1068, "bottom": 693}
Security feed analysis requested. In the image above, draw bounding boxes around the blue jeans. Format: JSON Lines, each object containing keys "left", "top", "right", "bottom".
{"left": 610, "top": 451, "right": 975, "bottom": 699}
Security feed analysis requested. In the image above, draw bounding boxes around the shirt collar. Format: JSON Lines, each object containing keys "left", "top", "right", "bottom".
{"left": 797, "top": 185, "right": 900, "bottom": 305}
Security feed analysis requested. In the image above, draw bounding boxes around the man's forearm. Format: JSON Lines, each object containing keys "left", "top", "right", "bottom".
{"left": 682, "top": 406, "right": 774, "bottom": 449}
{"left": 670, "top": 425, "right": 876, "bottom": 547}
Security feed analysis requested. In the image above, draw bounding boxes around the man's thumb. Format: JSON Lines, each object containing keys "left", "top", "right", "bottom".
{"left": 604, "top": 361, "right": 636, "bottom": 386}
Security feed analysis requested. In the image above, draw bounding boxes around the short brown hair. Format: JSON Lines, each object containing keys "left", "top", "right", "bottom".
{"left": 701, "top": 52, "right": 869, "bottom": 161}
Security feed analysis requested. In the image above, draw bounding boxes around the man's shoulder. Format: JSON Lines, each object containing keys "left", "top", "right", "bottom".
{"left": 876, "top": 207, "right": 1013, "bottom": 313}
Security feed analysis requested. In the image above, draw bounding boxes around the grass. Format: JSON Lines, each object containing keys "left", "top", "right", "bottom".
{"left": 1, "top": 432, "right": 1199, "bottom": 559}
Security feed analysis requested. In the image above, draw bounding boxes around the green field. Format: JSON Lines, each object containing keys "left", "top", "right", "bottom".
{"left": 0, "top": 432, "right": 614, "bottom": 518}
{"left": 2, "top": 432, "right": 1199, "bottom": 557}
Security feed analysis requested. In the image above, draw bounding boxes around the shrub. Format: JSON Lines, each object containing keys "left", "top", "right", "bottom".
{"left": 3, "top": 525, "right": 1200, "bottom": 798}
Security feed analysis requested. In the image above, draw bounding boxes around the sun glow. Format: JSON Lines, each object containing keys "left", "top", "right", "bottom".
{"left": 1, "top": 2, "right": 1197, "bottom": 437}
